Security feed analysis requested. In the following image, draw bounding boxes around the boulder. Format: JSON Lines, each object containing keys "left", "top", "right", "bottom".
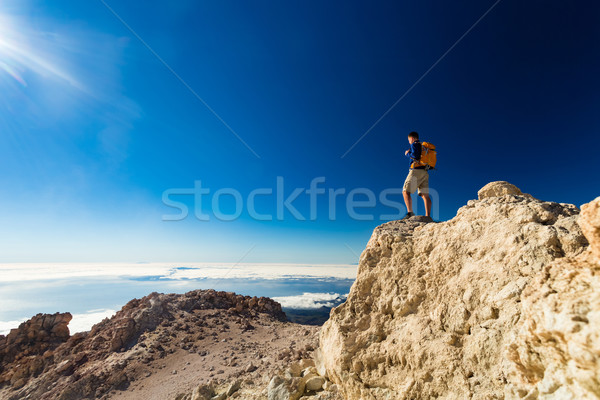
{"left": 226, "top": 379, "right": 241, "bottom": 396}
{"left": 305, "top": 375, "right": 326, "bottom": 391}
{"left": 477, "top": 180, "right": 522, "bottom": 199}
{"left": 267, "top": 375, "right": 305, "bottom": 400}
{"left": 191, "top": 383, "right": 214, "bottom": 400}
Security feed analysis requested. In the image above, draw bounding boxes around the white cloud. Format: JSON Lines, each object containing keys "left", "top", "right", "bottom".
{"left": 70, "top": 309, "right": 116, "bottom": 334}
{"left": 0, "top": 263, "right": 357, "bottom": 335}
{"left": 0, "top": 262, "right": 357, "bottom": 282}
{"left": 166, "top": 263, "right": 357, "bottom": 281}
{"left": 271, "top": 292, "right": 348, "bottom": 309}
{"left": 0, "top": 318, "right": 26, "bottom": 336}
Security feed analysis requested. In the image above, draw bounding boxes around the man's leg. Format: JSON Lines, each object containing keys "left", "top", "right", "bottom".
{"left": 402, "top": 170, "right": 416, "bottom": 216}
{"left": 416, "top": 170, "right": 431, "bottom": 217}
{"left": 403, "top": 191, "right": 413, "bottom": 213}
{"left": 420, "top": 193, "right": 431, "bottom": 217}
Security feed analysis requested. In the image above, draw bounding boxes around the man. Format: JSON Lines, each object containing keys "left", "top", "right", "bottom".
{"left": 402, "top": 131, "right": 432, "bottom": 219}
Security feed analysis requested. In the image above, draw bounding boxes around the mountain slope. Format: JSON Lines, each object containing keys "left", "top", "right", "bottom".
{"left": 0, "top": 290, "right": 320, "bottom": 400}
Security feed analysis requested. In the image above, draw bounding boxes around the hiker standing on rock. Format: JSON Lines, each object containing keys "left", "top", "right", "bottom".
{"left": 402, "top": 131, "right": 433, "bottom": 219}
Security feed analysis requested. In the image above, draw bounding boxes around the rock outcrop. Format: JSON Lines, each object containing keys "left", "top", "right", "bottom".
{"left": 318, "top": 182, "right": 597, "bottom": 399}
{"left": 0, "top": 312, "right": 72, "bottom": 389}
{"left": 506, "top": 196, "right": 600, "bottom": 398}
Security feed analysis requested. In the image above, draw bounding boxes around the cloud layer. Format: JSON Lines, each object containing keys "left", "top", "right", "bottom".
{"left": 272, "top": 292, "right": 348, "bottom": 309}
{"left": 0, "top": 262, "right": 357, "bottom": 282}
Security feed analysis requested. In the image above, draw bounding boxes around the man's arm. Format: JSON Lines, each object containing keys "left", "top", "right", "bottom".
{"left": 405, "top": 142, "right": 421, "bottom": 160}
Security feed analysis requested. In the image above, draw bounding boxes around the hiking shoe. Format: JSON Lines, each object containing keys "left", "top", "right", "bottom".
{"left": 401, "top": 212, "right": 415, "bottom": 220}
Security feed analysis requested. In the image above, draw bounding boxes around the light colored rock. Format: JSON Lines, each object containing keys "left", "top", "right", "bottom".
{"left": 226, "top": 379, "right": 241, "bottom": 396}
{"left": 301, "top": 366, "right": 318, "bottom": 377}
{"left": 580, "top": 197, "right": 600, "bottom": 257}
{"left": 299, "top": 358, "right": 315, "bottom": 369}
{"left": 318, "top": 182, "right": 592, "bottom": 399}
{"left": 312, "top": 348, "right": 327, "bottom": 378}
{"left": 288, "top": 362, "right": 302, "bottom": 377}
{"left": 267, "top": 375, "right": 305, "bottom": 400}
{"left": 505, "top": 196, "right": 600, "bottom": 398}
{"left": 191, "top": 383, "right": 214, "bottom": 400}
{"left": 305, "top": 375, "right": 326, "bottom": 391}
{"left": 312, "top": 390, "right": 343, "bottom": 400}
{"left": 283, "top": 369, "right": 294, "bottom": 381}
{"left": 477, "top": 180, "right": 523, "bottom": 200}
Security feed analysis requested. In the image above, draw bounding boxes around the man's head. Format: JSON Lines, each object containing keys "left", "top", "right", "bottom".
{"left": 408, "top": 131, "right": 419, "bottom": 144}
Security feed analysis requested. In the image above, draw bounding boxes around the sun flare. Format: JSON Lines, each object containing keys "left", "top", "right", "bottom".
{"left": 0, "top": 12, "right": 81, "bottom": 89}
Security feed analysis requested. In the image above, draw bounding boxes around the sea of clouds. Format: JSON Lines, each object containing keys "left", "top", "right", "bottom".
{"left": 0, "top": 263, "right": 356, "bottom": 335}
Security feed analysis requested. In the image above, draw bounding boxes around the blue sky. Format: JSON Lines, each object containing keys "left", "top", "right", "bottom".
{"left": 0, "top": 0, "right": 598, "bottom": 263}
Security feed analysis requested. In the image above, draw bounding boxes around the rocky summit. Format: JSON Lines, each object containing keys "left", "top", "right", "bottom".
{"left": 316, "top": 181, "right": 599, "bottom": 399}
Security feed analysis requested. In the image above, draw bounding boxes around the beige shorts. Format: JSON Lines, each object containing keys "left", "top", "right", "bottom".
{"left": 403, "top": 169, "right": 429, "bottom": 195}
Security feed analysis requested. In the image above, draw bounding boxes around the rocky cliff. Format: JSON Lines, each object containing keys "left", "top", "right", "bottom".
{"left": 317, "top": 181, "right": 598, "bottom": 399}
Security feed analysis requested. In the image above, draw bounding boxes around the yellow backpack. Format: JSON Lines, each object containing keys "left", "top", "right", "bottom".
{"left": 414, "top": 142, "right": 437, "bottom": 170}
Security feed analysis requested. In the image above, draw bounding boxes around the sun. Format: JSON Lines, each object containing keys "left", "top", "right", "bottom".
{"left": 0, "top": 11, "right": 80, "bottom": 89}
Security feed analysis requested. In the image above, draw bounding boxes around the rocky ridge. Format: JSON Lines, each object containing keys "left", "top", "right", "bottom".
{"left": 0, "top": 289, "right": 319, "bottom": 400}
{"left": 317, "top": 181, "right": 598, "bottom": 399}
